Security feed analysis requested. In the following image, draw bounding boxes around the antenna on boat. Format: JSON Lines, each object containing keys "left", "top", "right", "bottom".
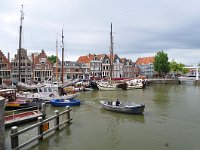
{"left": 61, "top": 29, "right": 64, "bottom": 83}
{"left": 18, "top": 4, "right": 24, "bottom": 82}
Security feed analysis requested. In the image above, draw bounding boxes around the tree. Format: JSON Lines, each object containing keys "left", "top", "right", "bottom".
{"left": 170, "top": 59, "right": 179, "bottom": 77}
{"left": 169, "top": 60, "right": 188, "bottom": 77}
{"left": 48, "top": 55, "right": 57, "bottom": 64}
{"left": 178, "top": 63, "right": 188, "bottom": 74}
{"left": 153, "top": 50, "right": 170, "bottom": 77}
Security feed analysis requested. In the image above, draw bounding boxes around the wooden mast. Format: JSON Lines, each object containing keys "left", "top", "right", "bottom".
{"left": 18, "top": 5, "right": 24, "bottom": 82}
{"left": 61, "top": 29, "right": 64, "bottom": 83}
{"left": 56, "top": 38, "right": 58, "bottom": 82}
{"left": 109, "top": 23, "right": 113, "bottom": 81}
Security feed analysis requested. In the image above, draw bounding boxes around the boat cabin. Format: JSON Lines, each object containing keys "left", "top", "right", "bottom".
{"left": 0, "top": 89, "right": 16, "bottom": 101}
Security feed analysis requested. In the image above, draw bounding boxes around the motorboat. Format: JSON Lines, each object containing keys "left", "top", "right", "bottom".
{"left": 50, "top": 99, "right": 81, "bottom": 107}
{"left": 100, "top": 100, "right": 145, "bottom": 114}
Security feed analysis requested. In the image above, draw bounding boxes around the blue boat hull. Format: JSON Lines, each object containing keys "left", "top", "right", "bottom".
{"left": 50, "top": 99, "right": 80, "bottom": 107}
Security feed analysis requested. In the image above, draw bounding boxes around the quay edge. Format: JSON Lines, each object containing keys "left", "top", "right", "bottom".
{"left": 147, "top": 79, "right": 181, "bottom": 84}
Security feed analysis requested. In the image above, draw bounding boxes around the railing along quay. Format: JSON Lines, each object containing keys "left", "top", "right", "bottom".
{"left": 10, "top": 106, "right": 72, "bottom": 150}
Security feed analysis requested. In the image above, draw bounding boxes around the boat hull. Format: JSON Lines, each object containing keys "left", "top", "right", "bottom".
{"left": 100, "top": 101, "right": 145, "bottom": 114}
{"left": 5, "top": 110, "right": 45, "bottom": 127}
{"left": 50, "top": 99, "right": 81, "bottom": 107}
{"left": 97, "top": 83, "right": 118, "bottom": 91}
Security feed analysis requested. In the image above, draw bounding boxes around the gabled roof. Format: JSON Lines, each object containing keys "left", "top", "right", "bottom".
{"left": 77, "top": 54, "right": 96, "bottom": 63}
{"left": 135, "top": 56, "right": 154, "bottom": 65}
{"left": 33, "top": 49, "right": 52, "bottom": 65}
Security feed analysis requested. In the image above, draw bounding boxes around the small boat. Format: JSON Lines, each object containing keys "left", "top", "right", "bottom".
{"left": 126, "top": 83, "right": 144, "bottom": 89}
{"left": 6, "top": 98, "right": 45, "bottom": 110}
{"left": 5, "top": 109, "right": 45, "bottom": 127}
{"left": 100, "top": 100, "right": 145, "bottom": 114}
{"left": 50, "top": 99, "right": 81, "bottom": 107}
{"left": 97, "top": 82, "right": 118, "bottom": 91}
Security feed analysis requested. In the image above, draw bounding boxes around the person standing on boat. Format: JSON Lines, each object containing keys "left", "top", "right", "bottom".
{"left": 116, "top": 99, "right": 120, "bottom": 106}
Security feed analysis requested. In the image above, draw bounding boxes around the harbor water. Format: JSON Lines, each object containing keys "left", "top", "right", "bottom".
{"left": 5, "top": 83, "right": 200, "bottom": 150}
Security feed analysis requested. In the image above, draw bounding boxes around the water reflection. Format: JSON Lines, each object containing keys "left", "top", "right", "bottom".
{"left": 152, "top": 85, "right": 170, "bottom": 105}
{"left": 100, "top": 108, "right": 145, "bottom": 124}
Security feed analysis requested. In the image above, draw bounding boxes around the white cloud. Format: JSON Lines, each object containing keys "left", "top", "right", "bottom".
{"left": 1, "top": 0, "right": 200, "bottom": 65}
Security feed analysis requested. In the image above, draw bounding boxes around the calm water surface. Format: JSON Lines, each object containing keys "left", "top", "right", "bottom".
{"left": 5, "top": 83, "right": 200, "bottom": 150}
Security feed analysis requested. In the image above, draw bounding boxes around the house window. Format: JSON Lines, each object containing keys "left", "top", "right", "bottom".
{"left": 36, "top": 65, "right": 41, "bottom": 69}
{"left": 0, "top": 57, "right": 2, "bottom": 61}
{"left": 39, "top": 58, "right": 46, "bottom": 64}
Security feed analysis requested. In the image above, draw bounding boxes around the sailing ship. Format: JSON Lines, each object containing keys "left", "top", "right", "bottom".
{"left": 97, "top": 23, "right": 119, "bottom": 91}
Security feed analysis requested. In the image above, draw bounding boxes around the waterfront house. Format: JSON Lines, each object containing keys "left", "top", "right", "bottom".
{"left": 77, "top": 54, "right": 102, "bottom": 79}
{"left": 0, "top": 50, "right": 12, "bottom": 86}
{"left": 32, "top": 50, "right": 53, "bottom": 82}
{"left": 112, "top": 54, "right": 124, "bottom": 78}
{"left": 77, "top": 53, "right": 138, "bottom": 79}
{"left": 11, "top": 48, "right": 32, "bottom": 82}
{"left": 135, "top": 56, "right": 155, "bottom": 78}
{"left": 121, "top": 58, "right": 136, "bottom": 78}
{"left": 66, "top": 61, "right": 89, "bottom": 80}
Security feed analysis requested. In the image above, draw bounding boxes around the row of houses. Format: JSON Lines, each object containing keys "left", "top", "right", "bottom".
{"left": 0, "top": 49, "right": 155, "bottom": 85}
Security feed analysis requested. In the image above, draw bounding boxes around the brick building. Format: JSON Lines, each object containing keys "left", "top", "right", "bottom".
{"left": 0, "top": 50, "right": 12, "bottom": 85}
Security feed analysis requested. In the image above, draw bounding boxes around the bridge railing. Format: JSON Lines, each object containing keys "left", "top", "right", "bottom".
{"left": 10, "top": 106, "right": 72, "bottom": 150}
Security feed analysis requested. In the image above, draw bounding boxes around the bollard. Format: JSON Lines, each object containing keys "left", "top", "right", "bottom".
{"left": 38, "top": 117, "right": 43, "bottom": 140}
{"left": 11, "top": 126, "right": 18, "bottom": 149}
{"left": 54, "top": 110, "right": 59, "bottom": 130}
{"left": 41, "top": 103, "right": 46, "bottom": 116}
{"left": 66, "top": 106, "right": 71, "bottom": 124}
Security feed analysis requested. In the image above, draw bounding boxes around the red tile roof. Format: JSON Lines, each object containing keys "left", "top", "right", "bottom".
{"left": 135, "top": 56, "right": 154, "bottom": 65}
{"left": 77, "top": 54, "right": 96, "bottom": 63}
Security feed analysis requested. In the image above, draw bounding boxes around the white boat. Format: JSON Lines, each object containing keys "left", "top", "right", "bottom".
{"left": 127, "top": 83, "right": 144, "bottom": 89}
{"left": 126, "top": 79, "right": 145, "bottom": 89}
{"left": 97, "top": 82, "right": 118, "bottom": 91}
{"left": 16, "top": 86, "right": 78, "bottom": 103}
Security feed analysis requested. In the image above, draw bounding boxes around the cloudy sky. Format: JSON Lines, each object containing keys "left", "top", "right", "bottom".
{"left": 1, "top": 0, "right": 200, "bottom": 65}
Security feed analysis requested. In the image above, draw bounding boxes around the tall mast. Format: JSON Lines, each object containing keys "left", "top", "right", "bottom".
{"left": 109, "top": 23, "right": 113, "bottom": 80}
{"left": 61, "top": 29, "right": 64, "bottom": 83}
{"left": 18, "top": 5, "right": 24, "bottom": 81}
{"left": 56, "top": 38, "right": 58, "bottom": 82}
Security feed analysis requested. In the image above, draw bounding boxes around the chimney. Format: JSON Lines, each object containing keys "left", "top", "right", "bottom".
{"left": 32, "top": 53, "right": 34, "bottom": 64}
{"left": 7, "top": 52, "right": 10, "bottom": 62}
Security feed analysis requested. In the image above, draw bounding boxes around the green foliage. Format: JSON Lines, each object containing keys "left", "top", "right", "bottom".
{"left": 153, "top": 50, "right": 170, "bottom": 76}
{"left": 169, "top": 60, "right": 188, "bottom": 75}
{"left": 48, "top": 55, "right": 57, "bottom": 64}
{"left": 170, "top": 59, "right": 179, "bottom": 73}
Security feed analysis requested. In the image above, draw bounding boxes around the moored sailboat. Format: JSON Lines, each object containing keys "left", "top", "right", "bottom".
{"left": 97, "top": 23, "right": 121, "bottom": 91}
